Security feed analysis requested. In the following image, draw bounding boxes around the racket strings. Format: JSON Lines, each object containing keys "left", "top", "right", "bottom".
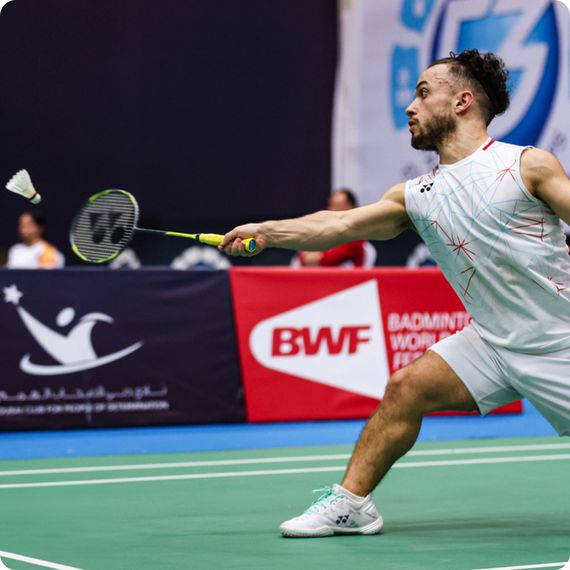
{"left": 71, "top": 191, "right": 138, "bottom": 263}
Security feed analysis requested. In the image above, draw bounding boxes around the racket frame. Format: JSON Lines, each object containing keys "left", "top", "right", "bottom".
{"left": 70, "top": 189, "right": 140, "bottom": 264}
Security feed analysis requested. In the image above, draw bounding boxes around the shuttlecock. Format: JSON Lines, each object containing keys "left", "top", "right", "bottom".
{"left": 5, "top": 169, "right": 41, "bottom": 204}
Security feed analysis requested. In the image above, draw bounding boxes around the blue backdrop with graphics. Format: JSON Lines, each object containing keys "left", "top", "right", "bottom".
{"left": 429, "top": 0, "right": 560, "bottom": 146}
{"left": 334, "top": 0, "right": 570, "bottom": 209}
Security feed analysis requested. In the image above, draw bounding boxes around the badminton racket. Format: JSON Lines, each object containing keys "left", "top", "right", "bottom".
{"left": 70, "top": 189, "right": 256, "bottom": 263}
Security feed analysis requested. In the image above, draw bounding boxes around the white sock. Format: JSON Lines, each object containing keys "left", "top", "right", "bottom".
{"left": 336, "top": 484, "right": 368, "bottom": 503}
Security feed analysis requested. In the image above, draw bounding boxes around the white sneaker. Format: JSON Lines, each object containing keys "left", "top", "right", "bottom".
{"left": 280, "top": 484, "right": 384, "bottom": 538}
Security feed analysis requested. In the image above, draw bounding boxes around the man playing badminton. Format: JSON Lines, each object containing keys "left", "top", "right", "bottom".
{"left": 221, "top": 49, "right": 570, "bottom": 538}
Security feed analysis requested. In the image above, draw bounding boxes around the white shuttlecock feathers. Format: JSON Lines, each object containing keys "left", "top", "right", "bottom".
{"left": 5, "top": 169, "right": 42, "bottom": 204}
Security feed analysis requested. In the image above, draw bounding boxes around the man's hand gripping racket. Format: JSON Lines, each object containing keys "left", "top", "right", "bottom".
{"left": 220, "top": 224, "right": 267, "bottom": 257}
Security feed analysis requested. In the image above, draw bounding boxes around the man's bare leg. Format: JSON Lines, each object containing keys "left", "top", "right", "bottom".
{"left": 279, "top": 350, "right": 478, "bottom": 537}
{"left": 342, "top": 350, "right": 477, "bottom": 497}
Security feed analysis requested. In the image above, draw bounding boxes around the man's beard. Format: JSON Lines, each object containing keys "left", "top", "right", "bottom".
{"left": 411, "top": 112, "right": 456, "bottom": 151}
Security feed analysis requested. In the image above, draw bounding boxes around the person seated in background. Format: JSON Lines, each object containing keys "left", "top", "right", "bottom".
{"left": 7, "top": 212, "right": 65, "bottom": 269}
{"left": 293, "top": 189, "right": 377, "bottom": 267}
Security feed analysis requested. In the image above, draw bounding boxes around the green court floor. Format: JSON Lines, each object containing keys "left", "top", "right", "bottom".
{"left": 0, "top": 436, "right": 568, "bottom": 570}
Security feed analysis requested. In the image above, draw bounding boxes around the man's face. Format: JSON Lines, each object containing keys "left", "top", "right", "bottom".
{"left": 328, "top": 191, "right": 353, "bottom": 211}
{"left": 18, "top": 213, "right": 43, "bottom": 244}
{"left": 405, "top": 64, "right": 457, "bottom": 151}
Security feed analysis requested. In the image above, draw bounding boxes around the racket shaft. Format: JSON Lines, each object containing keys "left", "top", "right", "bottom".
{"left": 172, "top": 231, "right": 221, "bottom": 244}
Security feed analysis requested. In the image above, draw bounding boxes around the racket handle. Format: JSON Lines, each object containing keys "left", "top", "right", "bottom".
{"left": 197, "top": 233, "right": 257, "bottom": 253}
{"left": 145, "top": 229, "right": 257, "bottom": 253}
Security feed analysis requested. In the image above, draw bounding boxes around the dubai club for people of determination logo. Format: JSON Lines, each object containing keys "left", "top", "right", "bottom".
{"left": 2, "top": 284, "right": 143, "bottom": 376}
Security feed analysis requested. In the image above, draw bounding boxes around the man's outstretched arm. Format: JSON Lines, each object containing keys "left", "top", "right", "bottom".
{"left": 220, "top": 183, "right": 411, "bottom": 256}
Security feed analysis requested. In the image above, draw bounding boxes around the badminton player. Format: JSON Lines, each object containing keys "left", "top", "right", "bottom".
{"left": 221, "top": 49, "right": 570, "bottom": 537}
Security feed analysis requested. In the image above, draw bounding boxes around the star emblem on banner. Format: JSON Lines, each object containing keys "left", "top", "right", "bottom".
{"left": 3, "top": 284, "right": 23, "bottom": 305}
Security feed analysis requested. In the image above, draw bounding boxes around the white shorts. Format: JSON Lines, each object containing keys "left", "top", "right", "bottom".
{"left": 429, "top": 324, "right": 570, "bottom": 436}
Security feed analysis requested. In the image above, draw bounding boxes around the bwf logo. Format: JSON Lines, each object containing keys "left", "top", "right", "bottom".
{"left": 250, "top": 280, "right": 390, "bottom": 399}
{"left": 271, "top": 326, "right": 371, "bottom": 356}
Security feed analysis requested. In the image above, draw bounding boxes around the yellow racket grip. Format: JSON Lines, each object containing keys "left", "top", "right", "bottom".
{"left": 198, "top": 233, "right": 257, "bottom": 253}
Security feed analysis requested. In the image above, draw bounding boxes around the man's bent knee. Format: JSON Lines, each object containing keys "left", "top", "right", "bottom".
{"left": 382, "top": 367, "right": 427, "bottom": 415}
{"left": 383, "top": 352, "right": 477, "bottom": 413}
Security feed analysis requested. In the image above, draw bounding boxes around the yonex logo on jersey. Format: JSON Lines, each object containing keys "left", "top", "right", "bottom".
{"left": 420, "top": 182, "right": 433, "bottom": 194}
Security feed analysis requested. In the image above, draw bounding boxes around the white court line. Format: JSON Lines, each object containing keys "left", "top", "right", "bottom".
{"left": 0, "top": 442, "right": 569, "bottom": 477}
{"left": 0, "top": 453, "right": 568, "bottom": 490}
{"left": 0, "top": 550, "right": 84, "bottom": 570}
{"left": 0, "top": 454, "right": 348, "bottom": 477}
{"left": 396, "top": 453, "right": 570, "bottom": 469}
{"left": 410, "top": 443, "right": 570, "bottom": 456}
{"left": 472, "top": 562, "right": 566, "bottom": 570}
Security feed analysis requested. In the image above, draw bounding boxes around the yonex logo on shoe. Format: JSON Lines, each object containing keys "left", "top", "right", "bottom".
{"left": 335, "top": 515, "right": 350, "bottom": 525}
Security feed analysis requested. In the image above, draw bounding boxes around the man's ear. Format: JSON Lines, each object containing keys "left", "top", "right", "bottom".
{"left": 455, "top": 90, "right": 475, "bottom": 114}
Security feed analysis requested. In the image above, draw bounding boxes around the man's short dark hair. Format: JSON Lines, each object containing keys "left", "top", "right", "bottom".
{"left": 429, "top": 49, "right": 510, "bottom": 125}
{"left": 337, "top": 188, "right": 358, "bottom": 208}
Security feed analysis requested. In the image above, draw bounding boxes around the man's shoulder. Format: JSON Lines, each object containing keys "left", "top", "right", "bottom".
{"left": 518, "top": 146, "right": 558, "bottom": 167}
{"left": 519, "top": 146, "right": 565, "bottom": 190}
{"left": 490, "top": 139, "right": 536, "bottom": 157}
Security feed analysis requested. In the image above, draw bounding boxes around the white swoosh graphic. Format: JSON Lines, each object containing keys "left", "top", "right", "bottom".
{"left": 19, "top": 342, "right": 143, "bottom": 376}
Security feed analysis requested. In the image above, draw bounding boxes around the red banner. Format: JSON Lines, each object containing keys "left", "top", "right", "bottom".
{"left": 230, "top": 267, "right": 522, "bottom": 422}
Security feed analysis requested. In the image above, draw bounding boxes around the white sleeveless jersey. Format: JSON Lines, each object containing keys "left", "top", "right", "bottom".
{"left": 405, "top": 138, "right": 570, "bottom": 353}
